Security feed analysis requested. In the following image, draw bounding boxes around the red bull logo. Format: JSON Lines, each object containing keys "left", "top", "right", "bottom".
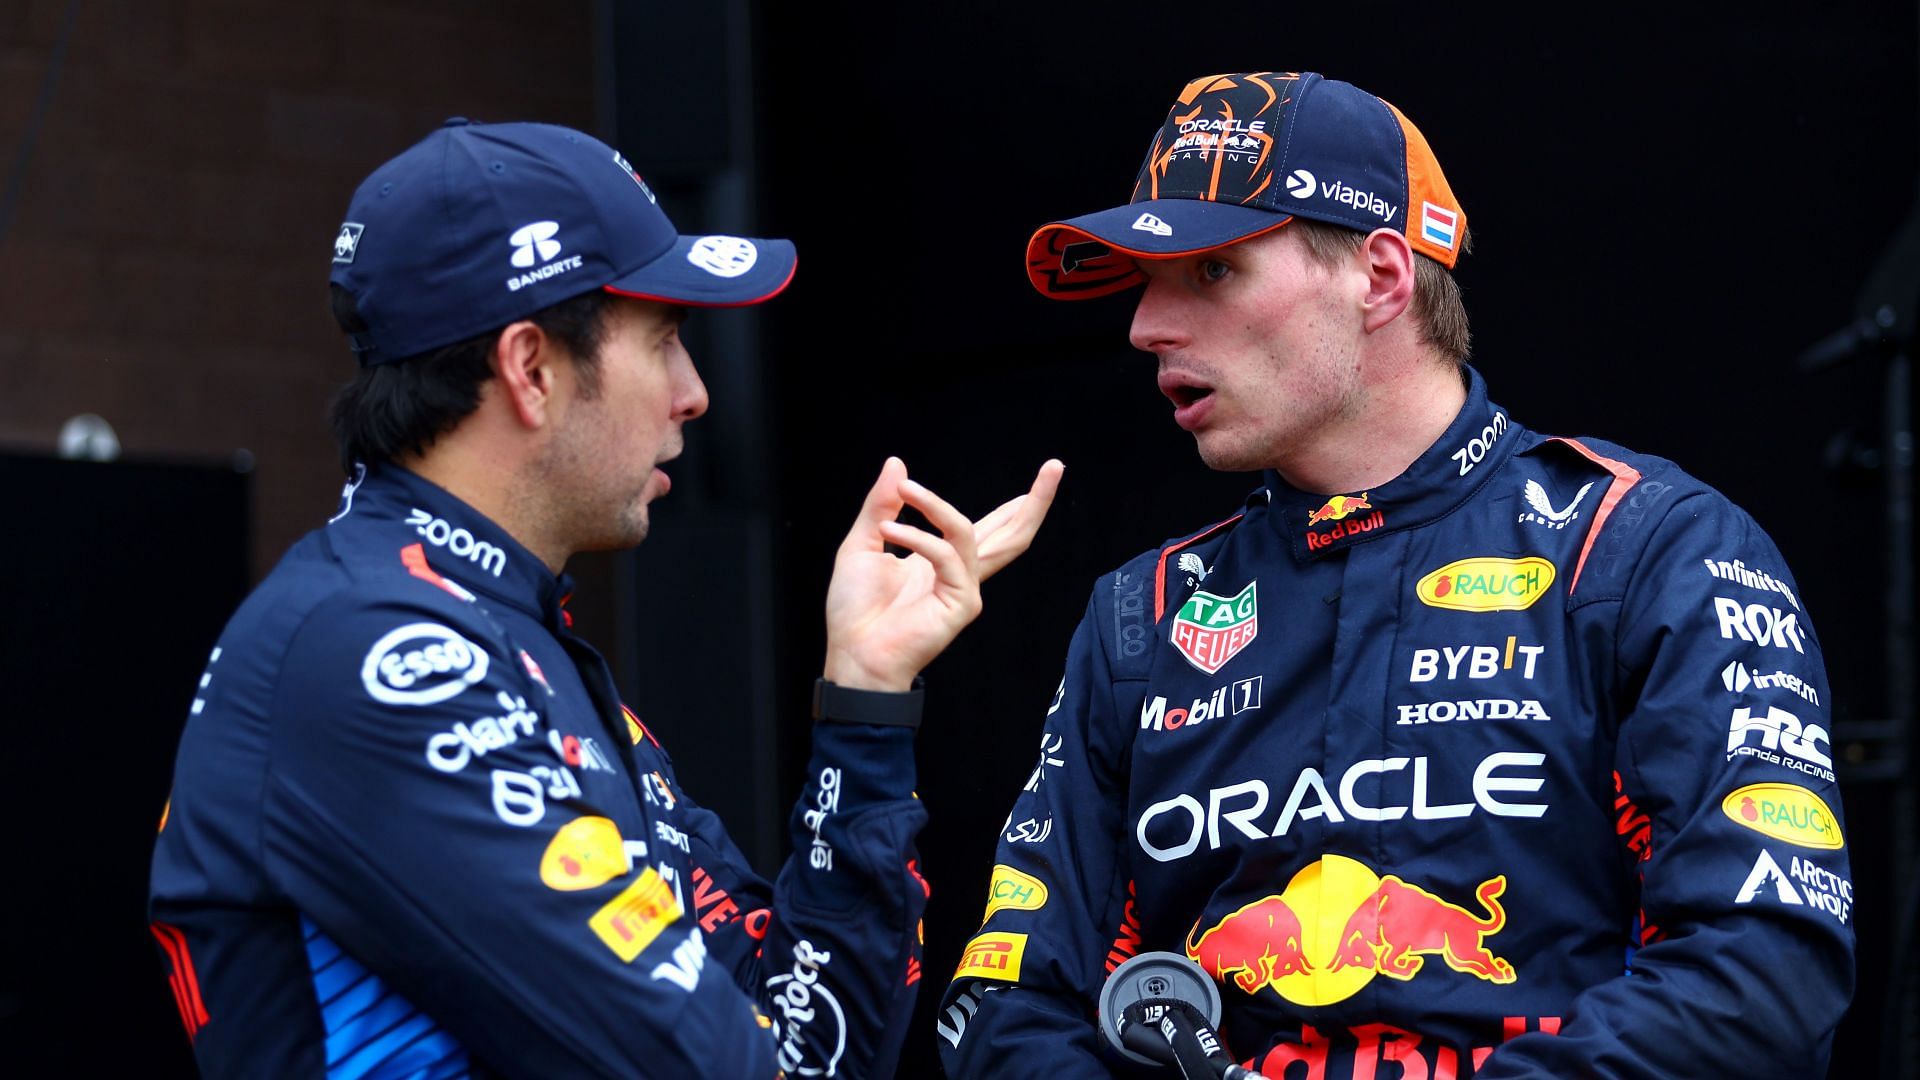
{"left": 1304, "top": 493, "right": 1385, "bottom": 552}
{"left": 1184, "top": 855, "right": 1516, "bottom": 1006}
{"left": 1306, "top": 492, "right": 1372, "bottom": 526}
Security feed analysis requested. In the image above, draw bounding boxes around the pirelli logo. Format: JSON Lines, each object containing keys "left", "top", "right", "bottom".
{"left": 954, "top": 931, "right": 1027, "bottom": 982}
{"left": 588, "top": 867, "right": 681, "bottom": 962}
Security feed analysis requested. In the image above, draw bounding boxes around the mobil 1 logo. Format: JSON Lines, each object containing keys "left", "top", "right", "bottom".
{"left": 1141, "top": 676, "right": 1263, "bottom": 732}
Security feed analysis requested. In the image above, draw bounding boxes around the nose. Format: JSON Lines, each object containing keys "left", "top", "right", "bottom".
{"left": 672, "top": 344, "right": 709, "bottom": 422}
{"left": 1128, "top": 273, "right": 1189, "bottom": 356}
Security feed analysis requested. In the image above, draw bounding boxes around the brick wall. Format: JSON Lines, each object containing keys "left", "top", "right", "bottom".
{"left": 0, "top": 0, "right": 596, "bottom": 577}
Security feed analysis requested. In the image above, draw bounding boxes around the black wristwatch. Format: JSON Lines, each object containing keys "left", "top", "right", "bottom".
{"left": 812, "top": 677, "right": 925, "bottom": 729}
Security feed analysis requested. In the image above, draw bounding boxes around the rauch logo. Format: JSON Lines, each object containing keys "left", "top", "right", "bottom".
{"left": 1417, "top": 557, "right": 1555, "bottom": 613}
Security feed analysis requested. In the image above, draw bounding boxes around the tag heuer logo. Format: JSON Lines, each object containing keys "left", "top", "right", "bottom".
{"left": 1170, "top": 581, "right": 1257, "bottom": 674}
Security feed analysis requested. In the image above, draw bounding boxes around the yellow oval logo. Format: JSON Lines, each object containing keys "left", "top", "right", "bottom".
{"left": 1721, "top": 783, "right": 1843, "bottom": 849}
{"left": 984, "top": 864, "right": 1049, "bottom": 921}
{"left": 1417, "top": 557, "right": 1556, "bottom": 612}
{"left": 540, "top": 815, "right": 629, "bottom": 890}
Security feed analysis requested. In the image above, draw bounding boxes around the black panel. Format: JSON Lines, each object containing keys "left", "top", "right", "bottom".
{"left": 0, "top": 455, "right": 248, "bottom": 1075}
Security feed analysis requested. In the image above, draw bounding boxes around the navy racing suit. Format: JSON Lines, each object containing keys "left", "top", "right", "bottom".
{"left": 150, "top": 464, "right": 929, "bottom": 1078}
{"left": 938, "top": 367, "right": 1853, "bottom": 1078}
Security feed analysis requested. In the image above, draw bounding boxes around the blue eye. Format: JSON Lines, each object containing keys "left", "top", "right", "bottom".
{"left": 1199, "top": 259, "right": 1230, "bottom": 282}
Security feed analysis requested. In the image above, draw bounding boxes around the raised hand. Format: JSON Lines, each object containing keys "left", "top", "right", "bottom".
{"left": 823, "top": 457, "right": 1064, "bottom": 692}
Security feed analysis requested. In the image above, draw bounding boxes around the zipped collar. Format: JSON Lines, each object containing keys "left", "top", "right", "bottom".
{"left": 1260, "top": 365, "right": 1519, "bottom": 561}
{"left": 327, "top": 464, "right": 575, "bottom": 627}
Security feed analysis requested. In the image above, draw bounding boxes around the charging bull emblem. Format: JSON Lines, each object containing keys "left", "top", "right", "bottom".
{"left": 1184, "top": 855, "right": 1517, "bottom": 1007}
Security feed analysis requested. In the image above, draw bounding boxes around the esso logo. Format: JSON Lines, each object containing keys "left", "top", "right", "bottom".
{"left": 361, "top": 622, "right": 490, "bottom": 706}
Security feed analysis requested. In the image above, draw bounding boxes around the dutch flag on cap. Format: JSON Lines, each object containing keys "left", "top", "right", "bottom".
{"left": 1421, "top": 202, "right": 1458, "bottom": 250}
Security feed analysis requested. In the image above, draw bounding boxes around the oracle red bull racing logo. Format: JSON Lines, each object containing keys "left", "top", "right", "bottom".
{"left": 1304, "top": 493, "right": 1384, "bottom": 551}
{"left": 1170, "top": 580, "right": 1257, "bottom": 674}
{"left": 1185, "top": 855, "right": 1515, "bottom": 1006}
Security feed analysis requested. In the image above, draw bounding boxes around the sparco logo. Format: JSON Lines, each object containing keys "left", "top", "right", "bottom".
{"left": 362, "top": 623, "right": 490, "bottom": 706}
{"left": 407, "top": 508, "right": 506, "bottom": 577}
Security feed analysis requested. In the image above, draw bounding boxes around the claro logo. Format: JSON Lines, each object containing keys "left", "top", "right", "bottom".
{"left": 1417, "top": 557, "right": 1555, "bottom": 612}
{"left": 362, "top": 622, "right": 489, "bottom": 706}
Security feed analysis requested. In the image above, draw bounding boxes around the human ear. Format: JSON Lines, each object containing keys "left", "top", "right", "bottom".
{"left": 1359, "top": 228, "right": 1416, "bottom": 334}
{"left": 492, "top": 321, "right": 556, "bottom": 429}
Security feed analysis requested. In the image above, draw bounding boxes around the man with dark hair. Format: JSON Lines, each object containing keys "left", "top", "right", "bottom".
{"left": 149, "top": 118, "right": 1061, "bottom": 1077}
{"left": 939, "top": 72, "right": 1852, "bottom": 1077}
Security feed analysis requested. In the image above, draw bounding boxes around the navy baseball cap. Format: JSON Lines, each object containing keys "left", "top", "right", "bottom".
{"left": 329, "top": 118, "right": 797, "bottom": 365}
{"left": 1027, "top": 72, "right": 1464, "bottom": 300}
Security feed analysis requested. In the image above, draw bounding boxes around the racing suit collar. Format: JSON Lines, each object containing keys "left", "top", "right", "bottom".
{"left": 333, "top": 464, "right": 574, "bottom": 622}
{"left": 1264, "top": 365, "right": 1517, "bottom": 561}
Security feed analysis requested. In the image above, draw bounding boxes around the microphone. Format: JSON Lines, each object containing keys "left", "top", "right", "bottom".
{"left": 1098, "top": 951, "right": 1270, "bottom": 1080}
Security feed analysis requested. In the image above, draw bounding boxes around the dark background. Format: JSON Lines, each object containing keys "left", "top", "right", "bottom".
{"left": 2, "top": 2, "right": 1914, "bottom": 1076}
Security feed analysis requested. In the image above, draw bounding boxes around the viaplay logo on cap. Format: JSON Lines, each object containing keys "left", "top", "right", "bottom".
{"left": 1285, "top": 169, "right": 1316, "bottom": 199}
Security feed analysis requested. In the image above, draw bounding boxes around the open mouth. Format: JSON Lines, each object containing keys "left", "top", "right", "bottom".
{"left": 1158, "top": 370, "right": 1215, "bottom": 408}
{"left": 1165, "top": 384, "right": 1212, "bottom": 408}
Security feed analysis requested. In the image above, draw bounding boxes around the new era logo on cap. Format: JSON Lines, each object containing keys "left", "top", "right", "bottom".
{"left": 1421, "top": 202, "right": 1458, "bottom": 251}
{"left": 1131, "top": 213, "right": 1173, "bottom": 237}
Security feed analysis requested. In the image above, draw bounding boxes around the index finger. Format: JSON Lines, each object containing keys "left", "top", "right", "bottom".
{"left": 977, "top": 459, "right": 1065, "bottom": 580}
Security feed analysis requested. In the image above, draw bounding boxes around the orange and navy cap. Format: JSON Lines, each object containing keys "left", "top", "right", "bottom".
{"left": 1026, "top": 72, "right": 1464, "bottom": 300}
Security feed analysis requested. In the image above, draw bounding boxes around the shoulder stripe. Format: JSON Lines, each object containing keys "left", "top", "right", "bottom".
{"left": 1154, "top": 514, "right": 1244, "bottom": 622}
{"left": 399, "top": 543, "right": 477, "bottom": 603}
{"left": 1550, "top": 438, "right": 1644, "bottom": 596}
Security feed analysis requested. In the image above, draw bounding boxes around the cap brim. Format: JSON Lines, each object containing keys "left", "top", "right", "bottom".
{"left": 1025, "top": 201, "right": 1292, "bottom": 300}
{"left": 604, "top": 235, "right": 797, "bottom": 307}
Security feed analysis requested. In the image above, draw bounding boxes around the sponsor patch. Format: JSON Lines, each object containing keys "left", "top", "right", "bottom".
{"left": 332, "top": 222, "right": 363, "bottom": 264}
{"left": 688, "top": 235, "right": 757, "bottom": 278}
{"left": 1712, "top": 598, "right": 1806, "bottom": 653}
{"left": 1721, "top": 783, "right": 1843, "bottom": 849}
{"left": 984, "top": 865, "right": 1049, "bottom": 920}
{"left": 361, "top": 623, "right": 489, "bottom": 706}
{"left": 588, "top": 867, "right": 681, "bottom": 962}
{"left": 1416, "top": 558, "right": 1555, "bottom": 612}
{"left": 1140, "top": 675, "right": 1263, "bottom": 731}
{"left": 1731, "top": 850, "right": 1853, "bottom": 924}
{"left": 1727, "top": 704, "right": 1833, "bottom": 781}
{"left": 954, "top": 932, "right": 1027, "bottom": 982}
{"left": 1186, "top": 854, "right": 1512, "bottom": 1008}
{"left": 1517, "top": 480, "right": 1594, "bottom": 530}
{"left": 540, "top": 816, "right": 628, "bottom": 891}
{"left": 1170, "top": 580, "right": 1258, "bottom": 674}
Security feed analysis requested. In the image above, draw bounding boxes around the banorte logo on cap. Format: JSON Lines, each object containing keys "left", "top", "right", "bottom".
{"left": 1133, "top": 72, "right": 1299, "bottom": 206}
